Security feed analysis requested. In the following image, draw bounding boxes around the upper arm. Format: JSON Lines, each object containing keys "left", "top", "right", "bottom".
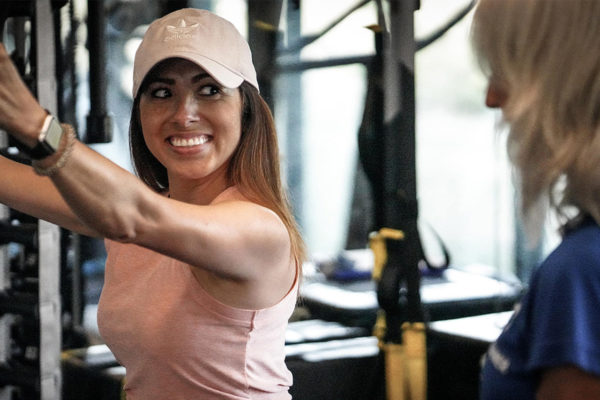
{"left": 537, "top": 366, "right": 600, "bottom": 400}
{"left": 132, "top": 198, "right": 292, "bottom": 281}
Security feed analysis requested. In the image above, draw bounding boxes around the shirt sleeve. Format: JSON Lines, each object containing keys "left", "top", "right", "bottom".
{"left": 526, "top": 240, "right": 600, "bottom": 375}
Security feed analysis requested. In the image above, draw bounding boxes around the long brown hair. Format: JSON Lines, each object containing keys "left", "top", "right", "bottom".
{"left": 129, "top": 81, "right": 306, "bottom": 269}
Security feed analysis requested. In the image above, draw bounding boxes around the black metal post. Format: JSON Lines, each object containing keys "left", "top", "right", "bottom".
{"left": 86, "top": 0, "right": 112, "bottom": 143}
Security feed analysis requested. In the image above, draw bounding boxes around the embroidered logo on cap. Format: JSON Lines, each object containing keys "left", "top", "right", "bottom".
{"left": 164, "top": 19, "right": 199, "bottom": 42}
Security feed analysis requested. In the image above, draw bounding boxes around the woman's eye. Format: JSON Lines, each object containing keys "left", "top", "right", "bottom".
{"left": 199, "top": 85, "right": 221, "bottom": 96}
{"left": 151, "top": 88, "right": 171, "bottom": 98}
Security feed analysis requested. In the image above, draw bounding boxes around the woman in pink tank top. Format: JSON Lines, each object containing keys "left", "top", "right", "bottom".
{"left": 0, "top": 7, "right": 304, "bottom": 399}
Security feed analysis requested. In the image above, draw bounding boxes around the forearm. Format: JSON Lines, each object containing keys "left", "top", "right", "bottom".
{"left": 0, "top": 154, "right": 97, "bottom": 235}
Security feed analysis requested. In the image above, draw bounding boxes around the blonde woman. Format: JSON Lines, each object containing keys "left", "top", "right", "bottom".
{"left": 0, "top": 8, "right": 304, "bottom": 399}
{"left": 471, "top": 0, "right": 600, "bottom": 399}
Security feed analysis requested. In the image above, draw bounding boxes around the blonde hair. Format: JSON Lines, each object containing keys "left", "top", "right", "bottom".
{"left": 471, "top": 0, "right": 600, "bottom": 235}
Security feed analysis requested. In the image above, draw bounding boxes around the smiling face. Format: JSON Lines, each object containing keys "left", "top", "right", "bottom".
{"left": 138, "top": 58, "right": 243, "bottom": 193}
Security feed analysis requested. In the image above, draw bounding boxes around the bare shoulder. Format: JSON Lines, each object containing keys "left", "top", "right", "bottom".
{"left": 211, "top": 186, "right": 287, "bottom": 232}
{"left": 190, "top": 187, "right": 295, "bottom": 308}
{"left": 208, "top": 186, "right": 291, "bottom": 268}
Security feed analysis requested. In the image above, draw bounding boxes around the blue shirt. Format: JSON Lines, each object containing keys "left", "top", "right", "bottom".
{"left": 480, "top": 218, "right": 600, "bottom": 400}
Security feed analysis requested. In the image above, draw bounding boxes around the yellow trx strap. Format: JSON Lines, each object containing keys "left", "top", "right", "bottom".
{"left": 369, "top": 228, "right": 427, "bottom": 400}
{"left": 370, "top": 228, "right": 404, "bottom": 281}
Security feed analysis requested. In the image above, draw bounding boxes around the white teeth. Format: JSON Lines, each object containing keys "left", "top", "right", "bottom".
{"left": 170, "top": 136, "right": 209, "bottom": 147}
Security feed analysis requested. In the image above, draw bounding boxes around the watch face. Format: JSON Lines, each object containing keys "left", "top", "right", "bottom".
{"left": 45, "top": 117, "right": 63, "bottom": 152}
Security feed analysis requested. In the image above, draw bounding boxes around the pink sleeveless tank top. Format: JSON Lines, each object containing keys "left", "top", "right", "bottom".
{"left": 97, "top": 238, "right": 297, "bottom": 400}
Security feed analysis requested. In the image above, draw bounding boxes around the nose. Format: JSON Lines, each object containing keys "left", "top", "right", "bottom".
{"left": 171, "top": 93, "right": 199, "bottom": 127}
{"left": 485, "top": 83, "right": 508, "bottom": 109}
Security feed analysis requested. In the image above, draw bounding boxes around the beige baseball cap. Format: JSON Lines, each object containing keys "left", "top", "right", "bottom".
{"left": 132, "top": 8, "right": 259, "bottom": 98}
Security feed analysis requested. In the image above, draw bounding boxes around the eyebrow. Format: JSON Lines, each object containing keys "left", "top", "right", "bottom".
{"left": 147, "top": 72, "right": 212, "bottom": 86}
{"left": 192, "top": 72, "right": 212, "bottom": 83}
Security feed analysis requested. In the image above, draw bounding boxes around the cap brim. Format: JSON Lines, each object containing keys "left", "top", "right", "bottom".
{"left": 133, "top": 52, "right": 245, "bottom": 98}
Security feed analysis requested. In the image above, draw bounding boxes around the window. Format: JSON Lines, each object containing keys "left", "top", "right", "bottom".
{"left": 275, "top": 0, "right": 519, "bottom": 278}
{"left": 415, "top": 1, "right": 515, "bottom": 276}
{"left": 276, "top": 1, "right": 377, "bottom": 255}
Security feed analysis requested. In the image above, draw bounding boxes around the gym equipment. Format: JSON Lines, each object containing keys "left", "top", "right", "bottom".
{"left": 0, "top": 1, "right": 66, "bottom": 399}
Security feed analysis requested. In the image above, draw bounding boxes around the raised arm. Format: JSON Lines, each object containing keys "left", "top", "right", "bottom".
{"left": 0, "top": 43, "right": 292, "bottom": 284}
{"left": 47, "top": 140, "right": 291, "bottom": 281}
{"left": 0, "top": 43, "right": 97, "bottom": 236}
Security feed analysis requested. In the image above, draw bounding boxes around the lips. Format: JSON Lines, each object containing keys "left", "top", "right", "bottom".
{"left": 168, "top": 135, "right": 210, "bottom": 147}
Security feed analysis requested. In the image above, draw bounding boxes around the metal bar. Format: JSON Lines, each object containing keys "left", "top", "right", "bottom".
{"left": 248, "top": 0, "right": 282, "bottom": 108}
{"left": 279, "top": 0, "right": 371, "bottom": 54}
{"left": 282, "top": 0, "right": 304, "bottom": 226}
{"left": 85, "top": 0, "right": 112, "bottom": 143}
{"left": 278, "top": 55, "right": 373, "bottom": 73}
{"left": 380, "top": 0, "right": 422, "bottom": 323}
{"left": 35, "top": 1, "right": 62, "bottom": 399}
